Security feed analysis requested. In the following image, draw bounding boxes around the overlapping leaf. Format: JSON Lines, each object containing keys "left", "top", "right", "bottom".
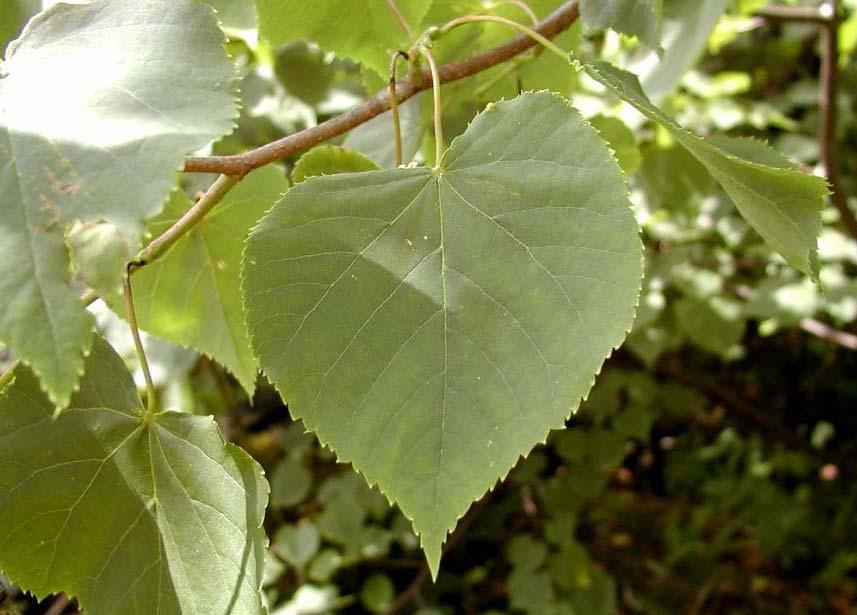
{"left": 132, "top": 167, "right": 288, "bottom": 396}
{"left": 255, "top": 0, "right": 430, "bottom": 77}
{"left": 0, "top": 0, "right": 238, "bottom": 406}
{"left": 243, "top": 92, "right": 643, "bottom": 575}
{"left": 292, "top": 146, "right": 379, "bottom": 184}
{"left": 584, "top": 60, "right": 828, "bottom": 276}
{"left": 0, "top": 337, "right": 268, "bottom": 615}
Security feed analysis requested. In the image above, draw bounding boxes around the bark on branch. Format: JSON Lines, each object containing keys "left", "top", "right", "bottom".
{"left": 183, "top": 1, "right": 581, "bottom": 176}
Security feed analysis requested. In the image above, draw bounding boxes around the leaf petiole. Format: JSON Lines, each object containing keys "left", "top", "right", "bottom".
{"left": 436, "top": 14, "right": 569, "bottom": 61}
{"left": 418, "top": 44, "right": 444, "bottom": 169}
{"left": 123, "top": 265, "right": 157, "bottom": 418}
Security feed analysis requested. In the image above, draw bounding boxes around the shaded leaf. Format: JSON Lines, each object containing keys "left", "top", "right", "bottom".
{"left": 256, "top": 0, "right": 430, "bottom": 77}
{"left": 0, "top": 337, "right": 268, "bottom": 614}
{"left": 243, "top": 92, "right": 643, "bottom": 575}
{"left": 292, "top": 146, "right": 379, "bottom": 184}
{"left": 0, "top": 0, "right": 238, "bottom": 406}
{"left": 132, "top": 166, "right": 288, "bottom": 395}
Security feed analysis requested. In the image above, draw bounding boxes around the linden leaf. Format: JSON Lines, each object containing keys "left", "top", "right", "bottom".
{"left": 0, "top": 0, "right": 238, "bottom": 406}
{"left": 243, "top": 92, "right": 643, "bottom": 575}
{"left": 256, "top": 0, "right": 430, "bottom": 77}
{"left": 0, "top": 337, "right": 269, "bottom": 614}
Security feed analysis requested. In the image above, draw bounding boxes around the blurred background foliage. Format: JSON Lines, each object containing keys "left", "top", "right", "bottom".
{"left": 3, "top": 0, "right": 857, "bottom": 613}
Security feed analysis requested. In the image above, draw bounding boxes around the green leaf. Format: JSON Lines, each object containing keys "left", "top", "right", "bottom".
{"left": 361, "top": 574, "right": 395, "bottom": 613}
{"left": 66, "top": 221, "right": 134, "bottom": 298}
{"left": 0, "top": 337, "right": 268, "bottom": 614}
{"left": 270, "top": 456, "right": 312, "bottom": 508}
{"left": 0, "top": 0, "right": 39, "bottom": 53}
{"left": 589, "top": 115, "right": 642, "bottom": 175}
{"left": 633, "top": 0, "right": 727, "bottom": 101}
{"left": 580, "top": 0, "right": 663, "bottom": 49}
{"left": 206, "top": 0, "right": 256, "bottom": 34}
{"left": 256, "top": 0, "right": 430, "bottom": 77}
{"left": 132, "top": 167, "right": 287, "bottom": 396}
{"left": 292, "top": 146, "right": 379, "bottom": 184}
{"left": 675, "top": 295, "right": 745, "bottom": 358}
{"left": 273, "top": 522, "right": 320, "bottom": 570}
{"left": 243, "top": 92, "right": 643, "bottom": 575}
{"left": 0, "top": 0, "right": 238, "bottom": 406}
{"left": 583, "top": 60, "right": 828, "bottom": 276}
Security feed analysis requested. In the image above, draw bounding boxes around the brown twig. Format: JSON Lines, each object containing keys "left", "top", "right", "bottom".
{"left": 800, "top": 317, "right": 857, "bottom": 350}
{"left": 183, "top": 1, "right": 581, "bottom": 176}
{"left": 43, "top": 594, "right": 70, "bottom": 615}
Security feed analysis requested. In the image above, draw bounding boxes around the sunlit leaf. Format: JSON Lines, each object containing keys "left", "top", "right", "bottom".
{"left": 0, "top": 0, "right": 238, "bottom": 406}
{"left": 0, "top": 337, "right": 268, "bottom": 614}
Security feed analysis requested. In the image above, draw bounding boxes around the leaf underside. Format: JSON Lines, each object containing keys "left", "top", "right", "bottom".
{"left": 0, "top": 0, "right": 237, "bottom": 406}
{"left": 0, "top": 337, "right": 268, "bottom": 615}
{"left": 243, "top": 92, "right": 644, "bottom": 575}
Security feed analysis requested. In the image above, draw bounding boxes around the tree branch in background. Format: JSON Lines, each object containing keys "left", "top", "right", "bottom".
{"left": 758, "top": 1, "right": 857, "bottom": 240}
{"left": 183, "top": 1, "right": 581, "bottom": 176}
{"left": 818, "top": 0, "right": 857, "bottom": 239}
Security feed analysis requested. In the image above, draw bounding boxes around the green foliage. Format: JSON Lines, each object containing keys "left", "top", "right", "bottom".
{"left": 580, "top": 0, "right": 663, "bottom": 49}
{"left": 0, "top": 0, "right": 237, "bottom": 406}
{"left": 3, "top": 1, "right": 855, "bottom": 612}
{"left": 584, "top": 60, "right": 829, "bottom": 276}
{"left": 131, "top": 167, "right": 288, "bottom": 395}
{"left": 256, "top": 0, "right": 430, "bottom": 77}
{"left": 291, "top": 145, "right": 378, "bottom": 183}
{"left": 0, "top": 338, "right": 268, "bottom": 614}
{"left": 244, "top": 92, "right": 643, "bottom": 575}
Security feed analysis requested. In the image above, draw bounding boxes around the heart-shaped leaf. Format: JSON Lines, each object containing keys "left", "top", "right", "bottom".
{"left": 243, "top": 92, "right": 643, "bottom": 574}
{"left": 0, "top": 0, "right": 238, "bottom": 406}
{"left": 0, "top": 337, "right": 268, "bottom": 614}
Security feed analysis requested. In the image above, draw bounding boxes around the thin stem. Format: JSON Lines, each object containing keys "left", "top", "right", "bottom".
{"left": 135, "top": 174, "right": 239, "bottom": 267}
{"left": 490, "top": 0, "right": 538, "bottom": 24}
{"left": 385, "top": 0, "right": 413, "bottom": 37}
{"left": 183, "top": 1, "right": 580, "bottom": 175}
{"left": 123, "top": 265, "right": 157, "bottom": 417}
{"left": 389, "top": 51, "right": 410, "bottom": 166}
{"left": 801, "top": 317, "right": 857, "bottom": 351}
{"left": 439, "top": 14, "right": 568, "bottom": 61}
{"left": 419, "top": 45, "right": 444, "bottom": 169}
